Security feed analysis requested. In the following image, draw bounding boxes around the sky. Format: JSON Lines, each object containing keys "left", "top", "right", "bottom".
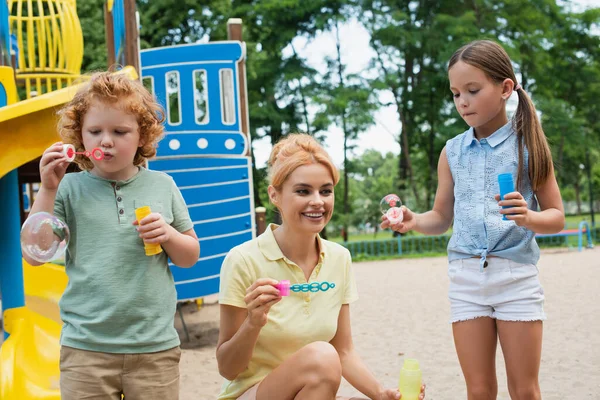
{"left": 250, "top": 0, "right": 599, "bottom": 169}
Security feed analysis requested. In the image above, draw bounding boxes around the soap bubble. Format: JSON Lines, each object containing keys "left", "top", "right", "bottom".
{"left": 380, "top": 194, "right": 404, "bottom": 224}
{"left": 20, "top": 212, "right": 69, "bottom": 263}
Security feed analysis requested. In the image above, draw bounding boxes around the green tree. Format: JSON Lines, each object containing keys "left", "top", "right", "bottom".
{"left": 312, "top": 18, "right": 378, "bottom": 241}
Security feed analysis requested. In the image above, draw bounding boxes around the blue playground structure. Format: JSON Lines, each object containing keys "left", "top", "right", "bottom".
{"left": 140, "top": 42, "right": 255, "bottom": 299}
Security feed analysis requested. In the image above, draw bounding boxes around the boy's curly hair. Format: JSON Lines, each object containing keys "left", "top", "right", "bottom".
{"left": 58, "top": 71, "right": 165, "bottom": 170}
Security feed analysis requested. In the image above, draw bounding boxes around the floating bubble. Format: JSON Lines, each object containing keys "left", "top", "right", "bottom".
{"left": 380, "top": 194, "right": 404, "bottom": 224}
{"left": 20, "top": 212, "right": 70, "bottom": 263}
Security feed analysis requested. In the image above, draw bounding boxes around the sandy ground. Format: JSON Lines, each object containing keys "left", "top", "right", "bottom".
{"left": 175, "top": 247, "right": 600, "bottom": 399}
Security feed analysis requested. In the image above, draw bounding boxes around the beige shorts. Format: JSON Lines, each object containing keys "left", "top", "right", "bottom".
{"left": 59, "top": 345, "right": 181, "bottom": 400}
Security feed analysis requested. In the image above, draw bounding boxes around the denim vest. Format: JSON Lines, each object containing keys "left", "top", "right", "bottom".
{"left": 445, "top": 121, "right": 540, "bottom": 270}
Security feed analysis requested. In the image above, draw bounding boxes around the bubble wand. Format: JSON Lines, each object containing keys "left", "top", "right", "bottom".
{"left": 275, "top": 280, "right": 336, "bottom": 296}
{"left": 381, "top": 194, "right": 404, "bottom": 224}
{"left": 63, "top": 144, "right": 105, "bottom": 162}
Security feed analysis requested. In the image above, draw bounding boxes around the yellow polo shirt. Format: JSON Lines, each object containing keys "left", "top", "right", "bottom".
{"left": 218, "top": 224, "right": 359, "bottom": 399}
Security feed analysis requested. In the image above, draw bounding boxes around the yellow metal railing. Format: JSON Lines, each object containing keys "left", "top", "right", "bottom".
{"left": 8, "top": 0, "right": 83, "bottom": 98}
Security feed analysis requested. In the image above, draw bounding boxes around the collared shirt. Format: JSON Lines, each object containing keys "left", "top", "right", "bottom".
{"left": 445, "top": 121, "right": 540, "bottom": 267}
{"left": 218, "top": 224, "right": 359, "bottom": 400}
{"left": 54, "top": 167, "right": 193, "bottom": 353}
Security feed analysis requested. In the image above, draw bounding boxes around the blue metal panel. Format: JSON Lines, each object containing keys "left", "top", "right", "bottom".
{"left": 172, "top": 256, "right": 225, "bottom": 282}
{"left": 176, "top": 277, "right": 220, "bottom": 301}
{"left": 200, "top": 232, "right": 253, "bottom": 256}
{"left": 179, "top": 181, "right": 251, "bottom": 205}
{"left": 194, "top": 214, "right": 253, "bottom": 237}
{"left": 142, "top": 41, "right": 254, "bottom": 299}
{"left": 112, "top": 0, "right": 126, "bottom": 65}
{"left": 188, "top": 197, "right": 251, "bottom": 221}
{"left": 168, "top": 166, "right": 248, "bottom": 187}
{"left": 0, "top": 79, "right": 6, "bottom": 106}
{"left": 0, "top": 0, "right": 10, "bottom": 65}
{"left": 0, "top": 78, "right": 25, "bottom": 339}
{"left": 157, "top": 132, "right": 246, "bottom": 157}
{"left": 150, "top": 157, "right": 248, "bottom": 171}
{"left": 0, "top": 170, "right": 24, "bottom": 312}
{"left": 141, "top": 42, "right": 243, "bottom": 65}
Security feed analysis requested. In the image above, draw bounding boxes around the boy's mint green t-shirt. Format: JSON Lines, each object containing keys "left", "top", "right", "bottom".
{"left": 53, "top": 167, "right": 193, "bottom": 353}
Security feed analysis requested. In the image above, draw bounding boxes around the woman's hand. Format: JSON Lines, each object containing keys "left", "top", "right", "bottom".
{"left": 244, "top": 278, "right": 282, "bottom": 328}
{"left": 377, "top": 385, "right": 425, "bottom": 400}
{"left": 39, "top": 142, "right": 69, "bottom": 191}
{"left": 375, "top": 383, "right": 425, "bottom": 400}
{"left": 380, "top": 206, "right": 416, "bottom": 233}
{"left": 496, "top": 192, "right": 530, "bottom": 227}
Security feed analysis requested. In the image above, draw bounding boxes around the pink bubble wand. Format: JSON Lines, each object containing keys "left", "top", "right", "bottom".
{"left": 63, "top": 144, "right": 105, "bottom": 162}
{"left": 275, "top": 280, "right": 336, "bottom": 296}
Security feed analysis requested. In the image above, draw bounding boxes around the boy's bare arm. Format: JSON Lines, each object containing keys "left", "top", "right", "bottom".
{"left": 162, "top": 228, "right": 200, "bottom": 268}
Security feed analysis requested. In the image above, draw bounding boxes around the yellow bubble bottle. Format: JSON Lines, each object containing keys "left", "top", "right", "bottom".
{"left": 134, "top": 206, "right": 163, "bottom": 256}
{"left": 398, "top": 358, "right": 422, "bottom": 400}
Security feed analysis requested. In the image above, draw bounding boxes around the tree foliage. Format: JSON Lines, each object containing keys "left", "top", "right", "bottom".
{"left": 77, "top": 0, "right": 600, "bottom": 230}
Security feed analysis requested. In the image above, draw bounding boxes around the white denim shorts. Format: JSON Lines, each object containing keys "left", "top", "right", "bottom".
{"left": 447, "top": 257, "right": 546, "bottom": 323}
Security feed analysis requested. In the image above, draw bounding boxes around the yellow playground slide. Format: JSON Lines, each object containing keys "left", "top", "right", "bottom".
{"left": 0, "top": 66, "right": 73, "bottom": 399}
{"left": 1, "top": 264, "right": 67, "bottom": 400}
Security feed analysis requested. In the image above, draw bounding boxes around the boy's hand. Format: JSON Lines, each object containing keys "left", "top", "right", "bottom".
{"left": 380, "top": 206, "right": 416, "bottom": 233}
{"left": 133, "top": 212, "right": 173, "bottom": 244}
{"left": 495, "top": 192, "right": 530, "bottom": 227}
{"left": 40, "top": 142, "right": 69, "bottom": 191}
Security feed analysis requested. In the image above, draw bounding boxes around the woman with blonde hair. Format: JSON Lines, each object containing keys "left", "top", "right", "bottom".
{"left": 216, "top": 134, "right": 425, "bottom": 400}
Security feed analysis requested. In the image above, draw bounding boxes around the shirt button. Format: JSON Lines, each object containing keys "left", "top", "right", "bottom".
{"left": 119, "top": 209, "right": 124, "bottom": 215}
{"left": 115, "top": 185, "right": 121, "bottom": 190}
{"left": 117, "top": 196, "right": 122, "bottom": 202}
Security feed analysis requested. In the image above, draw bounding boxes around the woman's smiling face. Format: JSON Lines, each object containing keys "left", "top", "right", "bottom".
{"left": 269, "top": 163, "right": 335, "bottom": 234}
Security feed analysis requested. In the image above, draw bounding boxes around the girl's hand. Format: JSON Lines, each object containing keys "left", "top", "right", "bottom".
{"left": 133, "top": 212, "right": 172, "bottom": 244}
{"left": 495, "top": 192, "right": 530, "bottom": 227}
{"left": 244, "top": 278, "right": 282, "bottom": 328}
{"left": 39, "top": 142, "right": 69, "bottom": 191}
{"left": 380, "top": 206, "right": 415, "bottom": 233}
{"left": 376, "top": 383, "right": 425, "bottom": 400}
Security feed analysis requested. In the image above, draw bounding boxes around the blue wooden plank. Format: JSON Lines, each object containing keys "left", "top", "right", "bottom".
{"left": 155, "top": 132, "right": 247, "bottom": 157}
{"left": 168, "top": 167, "right": 248, "bottom": 188}
{"left": 180, "top": 181, "right": 251, "bottom": 204}
{"left": 149, "top": 157, "right": 248, "bottom": 171}
{"left": 141, "top": 42, "right": 243, "bottom": 66}
{"left": 194, "top": 214, "right": 252, "bottom": 237}
{"left": 198, "top": 231, "right": 253, "bottom": 258}
{"left": 171, "top": 256, "right": 224, "bottom": 282}
{"left": 188, "top": 197, "right": 251, "bottom": 221}
{"left": 175, "top": 277, "right": 220, "bottom": 299}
